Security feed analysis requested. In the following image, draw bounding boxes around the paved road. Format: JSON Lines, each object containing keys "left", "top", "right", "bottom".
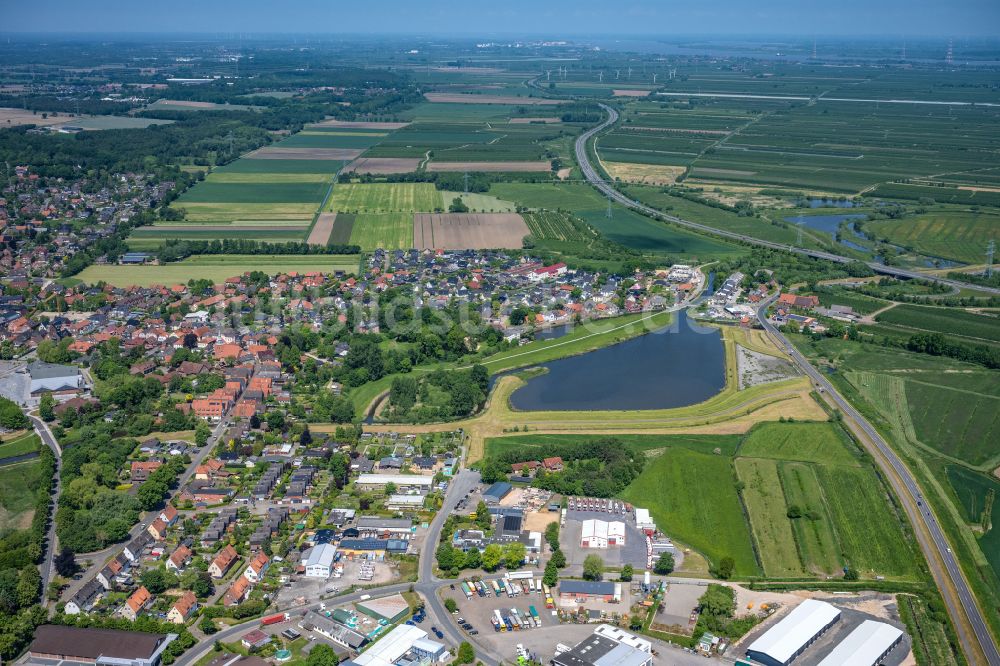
{"left": 575, "top": 103, "right": 1000, "bottom": 296}
{"left": 28, "top": 414, "right": 62, "bottom": 604}
{"left": 176, "top": 469, "right": 502, "bottom": 666}
{"left": 60, "top": 411, "right": 235, "bottom": 603}
{"left": 755, "top": 296, "right": 1000, "bottom": 666}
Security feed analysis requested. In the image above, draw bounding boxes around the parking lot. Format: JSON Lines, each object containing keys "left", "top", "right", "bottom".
{"left": 438, "top": 578, "right": 554, "bottom": 643}
{"left": 561, "top": 509, "right": 649, "bottom": 569}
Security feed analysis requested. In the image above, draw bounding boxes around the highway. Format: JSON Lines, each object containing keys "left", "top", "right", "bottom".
{"left": 574, "top": 103, "right": 1000, "bottom": 296}
{"left": 755, "top": 297, "right": 1000, "bottom": 666}
{"left": 575, "top": 105, "right": 1000, "bottom": 664}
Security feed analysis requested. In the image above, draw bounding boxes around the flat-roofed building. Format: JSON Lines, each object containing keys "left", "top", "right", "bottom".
{"left": 816, "top": 620, "right": 904, "bottom": 666}
{"left": 26, "top": 625, "right": 176, "bottom": 666}
{"left": 356, "top": 474, "right": 433, "bottom": 492}
{"left": 552, "top": 625, "right": 652, "bottom": 666}
{"left": 745, "top": 599, "right": 841, "bottom": 666}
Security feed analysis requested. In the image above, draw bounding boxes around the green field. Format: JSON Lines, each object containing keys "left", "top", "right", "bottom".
{"left": 906, "top": 381, "right": 1000, "bottom": 467}
{"left": 490, "top": 182, "right": 743, "bottom": 258}
{"left": 350, "top": 213, "right": 414, "bottom": 250}
{"left": 0, "top": 433, "right": 40, "bottom": 461}
{"left": 875, "top": 304, "right": 1000, "bottom": 344}
{"left": 945, "top": 466, "right": 999, "bottom": 579}
{"left": 738, "top": 422, "right": 861, "bottom": 466}
{"left": 621, "top": 447, "right": 761, "bottom": 577}
{"left": 816, "top": 465, "right": 921, "bottom": 578}
{"left": 76, "top": 254, "right": 359, "bottom": 287}
{"left": 735, "top": 457, "right": 801, "bottom": 577}
{"left": 779, "top": 462, "right": 843, "bottom": 574}
{"left": 327, "top": 183, "right": 440, "bottom": 213}
{"left": 484, "top": 432, "right": 743, "bottom": 459}
{"left": 0, "top": 455, "right": 44, "bottom": 531}
{"left": 439, "top": 191, "right": 516, "bottom": 212}
{"left": 867, "top": 210, "right": 1000, "bottom": 264}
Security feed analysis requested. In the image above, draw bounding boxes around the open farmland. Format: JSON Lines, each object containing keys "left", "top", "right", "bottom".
{"left": 426, "top": 161, "right": 551, "bottom": 172}
{"left": 778, "top": 462, "right": 843, "bottom": 574}
{"left": 491, "top": 182, "right": 743, "bottom": 258}
{"left": 413, "top": 212, "right": 529, "bottom": 250}
{"left": 307, "top": 213, "right": 337, "bottom": 245}
{"left": 327, "top": 183, "right": 440, "bottom": 213}
{"left": 364, "top": 119, "right": 565, "bottom": 163}
{"left": 350, "top": 213, "right": 413, "bottom": 250}
{"left": 75, "top": 254, "right": 359, "bottom": 287}
{"left": 946, "top": 466, "right": 1000, "bottom": 580}
{"left": 438, "top": 191, "right": 516, "bottom": 213}
{"left": 344, "top": 157, "right": 421, "bottom": 174}
{"left": 815, "top": 464, "right": 921, "bottom": 578}
{"left": 245, "top": 147, "right": 364, "bottom": 160}
{"left": 867, "top": 209, "right": 1000, "bottom": 264}
{"left": 735, "top": 457, "right": 801, "bottom": 577}
{"left": 905, "top": 381, "right": 1000, "bottom": 467}
{"left": 621, "top": 446, "right": 761, "bottom": 577}
{"left": 0, "top": 456, "right": 45, "bottom": 532}
{"left": 738, "top": 421, "right": 861, "bottom": 466}
{"left": 307, "top": 119, "right": 410, "bottom": 130}
{"left": 146, "top": 99, "right": 258, "bottom": 112}
{"left": 423, "top": 92, "right": 562, "bottom": 105}
{"left": 875, "top": 304, "right": 1000, "bottom": 343}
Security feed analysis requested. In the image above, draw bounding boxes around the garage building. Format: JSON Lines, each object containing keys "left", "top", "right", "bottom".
{"left": 817, "top": 620, "right": 904, "bottom": 666}
{"left": 745, "top": 599, "right": 841, "bottom": 666}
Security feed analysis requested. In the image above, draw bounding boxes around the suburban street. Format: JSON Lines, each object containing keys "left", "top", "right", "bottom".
{"left": 27, "top": 414, "right": 61, "bottom": 604}
{"left": 755, "top": 296, "right": 1000, "bottom": 666}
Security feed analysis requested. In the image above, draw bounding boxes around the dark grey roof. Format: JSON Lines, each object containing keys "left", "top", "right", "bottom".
{"left": 27, "top": 361, "right": 79, "bottom": 380}
{"left": 559, "top": 580, "right": 616, "bottom": 596}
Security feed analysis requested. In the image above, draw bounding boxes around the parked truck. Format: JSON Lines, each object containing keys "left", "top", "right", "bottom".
{"left": 491, "top": 580, "right": 501, "bottom": 596}
{"left": 494, "top": 609, "right": 505, "bottom": 632}
{"left": 529, "top": 606, "right": 540, "bottom": 627}
{"left": 461, "top": 582, "right": 473, "bottom": 600}
{"left": 261, "top": 613, "right": 289, "bottom": 626}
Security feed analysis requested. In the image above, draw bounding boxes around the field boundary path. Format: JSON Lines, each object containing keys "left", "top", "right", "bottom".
{"left": 27, "top": 414, "right": 61, "bottom": 608}
{"left": 756, "top": 295, "right": 1000, "bottom": 666}
{"left": 575, "top": 103, "right": 1000, "bottom": 296}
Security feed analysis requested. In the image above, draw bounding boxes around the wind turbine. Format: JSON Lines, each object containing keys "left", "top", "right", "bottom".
{"left": 627, "top": 66, "right": 632, "bottom": 79}
{"left": 598, "top": 71, "right": 603, "bottom": 83}
{"left": 652, "top": 73, "right": 658, "bottom": 84}
{"left": 615, "top": 69, "right": 620, "bottom": 80}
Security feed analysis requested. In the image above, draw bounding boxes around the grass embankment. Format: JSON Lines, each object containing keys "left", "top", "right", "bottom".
{"left": 350, "top": 323, "right": 825, "bottom": 462}
{"left": 76, "top": 254, "right": 361, "bottom": 287}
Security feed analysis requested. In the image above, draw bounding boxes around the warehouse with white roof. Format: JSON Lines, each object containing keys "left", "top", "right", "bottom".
{"left": 581, "top": 519, "right": 625, "bottom": 548}
{"left": 817, "top": 620, "right": 903, "bottom": 666}
{"left": 302, "top": 543, "right": 337, "bottom": 578}
{"left": 353, "top": 624, "right": 446, "bottom": 666}
{"left": 745, "top": 599, "right": 841, "bottom": 666}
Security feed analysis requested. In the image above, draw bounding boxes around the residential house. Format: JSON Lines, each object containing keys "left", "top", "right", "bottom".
{"left": 166, "top": 545, "right": 192, "bottom": 572}
{"left": 223, "top": 576, "right": 251, "bottom": 607}
{"left": 167, "top": 591, "right": 198, "bottom": 624}
{"left": 121, "top": 586, "right": 152, "bottom": 621}
{"left": 209, "top": 545, "right": 239, "bottom": 579}
{"left": 244, "top": 552, "right": 270, "bottom": 584}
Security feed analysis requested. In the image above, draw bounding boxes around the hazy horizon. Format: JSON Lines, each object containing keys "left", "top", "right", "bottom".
{"left": 4, "top": 0, "right": 1000, "bottom": 38}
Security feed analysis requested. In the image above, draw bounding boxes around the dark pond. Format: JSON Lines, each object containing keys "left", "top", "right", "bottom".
{"left": 805, "top": 198, "right": 857, "bottom": 208}
{"left": 534, "top": 324, "right": 573, "bottom": 341}
{"left": 507, "top": 309, "right": 726, "bottom": 412}
{"left": 784, "top": 213, "right": 868, "bottom": 234}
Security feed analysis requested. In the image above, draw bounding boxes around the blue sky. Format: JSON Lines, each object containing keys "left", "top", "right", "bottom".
{"left": 4, "top": 0, "right": 999, "bottom": 36}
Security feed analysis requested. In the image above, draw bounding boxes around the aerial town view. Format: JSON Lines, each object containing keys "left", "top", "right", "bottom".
{"left": 1, "top": 2, "right": 999, "bottom": 666}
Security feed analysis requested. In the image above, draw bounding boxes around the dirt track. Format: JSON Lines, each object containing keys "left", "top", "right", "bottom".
{"left": 427, "top": 161, "right": 551, "bottom": 172}
{"left": 413, "top": 213, "right": 529, "bottom": 250}
{"left": 307, "top": 119, "right": 410, "bottom": 130}
{"left": 307, "top": 213, "right": 337, "bottom": 245}
{"left": 246, "top": 147, "right": 364, "bottom": 160}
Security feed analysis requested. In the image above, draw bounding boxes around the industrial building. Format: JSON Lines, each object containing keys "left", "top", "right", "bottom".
{"left": 356, "top": 474, "right": 433, "bottom": 492}
{"left": 25, "top": 625, "right": 176, "bottom": 666}
{"left": 816, "top": 620, "right": 904, "bottom": 666}
{"left": 634, "top": 508, "right": 656, "bottom": 535}
{"left": 351, "top": 624, "right": 447, "bottom": 666}
{"left": 300, "top": 610, "right": 367, "bottom": 650}
{"left": 553, "top": 625, "right": 652, "bottom": 666}
{"left": 302, "top": 543, "right": 337, "bottom": 578}
{"left": 27, "top": 361, "right": 83, "bottom": 396}
{"left": 356, "top": 593, "right": 410, "bottom": 624}
{"left": 580, "top": 519, "right": 626, "bottom": 548}
{"left": 745, "top": 599, "right": 841, "bottom": 666}
{"left": 483, "top": 481, "right": 512, "bottom": 504}
{"left": 559, "top": 580, "right": 621, "bottom": 603}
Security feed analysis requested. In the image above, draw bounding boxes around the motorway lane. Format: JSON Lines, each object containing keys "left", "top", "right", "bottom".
{"left": 28, "top": 414, "right": 62, "bottom": 603}
{"left": 755, "top": 297, "right": 1000, "bottom": 666}
{"left": 575, "top": 104, "right": 1000, "bottom": 296}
